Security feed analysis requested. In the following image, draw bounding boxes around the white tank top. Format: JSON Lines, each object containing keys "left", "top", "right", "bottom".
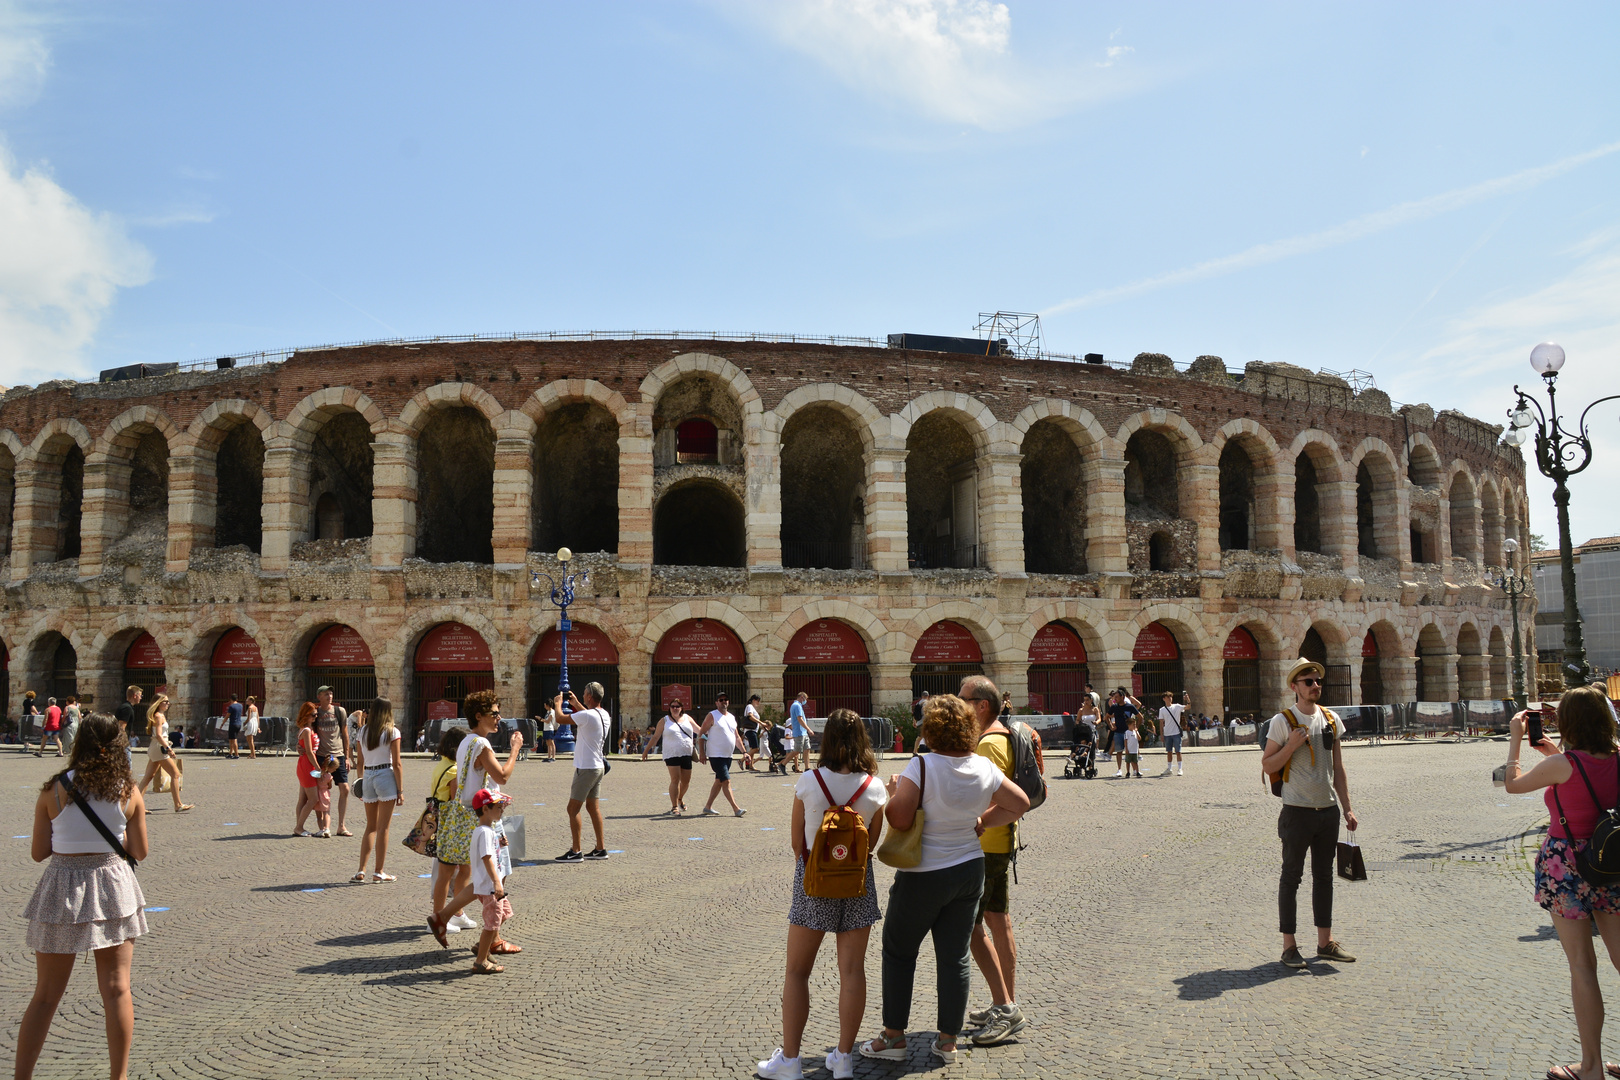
{"left": 52, "top": 770, "right": 129, "bottom": 854}
{"left": 661, "top": 716, "right": 696, "bottom": 759}
{"left": 148, "top": 716, "right": 168, "bottom": 759}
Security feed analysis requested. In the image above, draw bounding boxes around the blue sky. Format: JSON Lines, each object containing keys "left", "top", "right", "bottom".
{"left": 1, "top": 1, "right": 1617, "bottom": 543}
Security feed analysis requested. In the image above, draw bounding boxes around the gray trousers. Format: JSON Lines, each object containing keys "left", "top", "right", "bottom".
{"left": 881, "top": 857, "right": 985, "bottom": 1036}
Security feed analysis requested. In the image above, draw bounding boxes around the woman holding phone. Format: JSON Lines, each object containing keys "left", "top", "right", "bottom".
{"left": 1504, "top": 686, "right": 1620, "bottom": 1080}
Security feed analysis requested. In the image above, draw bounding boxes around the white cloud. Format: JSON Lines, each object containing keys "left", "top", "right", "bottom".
{"left": 0, "top": 1, "right": 48, "bottom": 110}
{"left": 1043, "top": 138, "right": 1620, "bottom": 316}
{"left": 0, "top": 145, "right": 153, "bottom": 385}
{"left": 1394, "top": 232, "right": 1620, "bottom": 545}
{"left": 720, "top": 0, "right": 1138, "bottom": 129}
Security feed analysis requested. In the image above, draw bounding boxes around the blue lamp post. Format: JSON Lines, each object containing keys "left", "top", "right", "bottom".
{"left": 531, "top": 547, "right": 590, "bottom": 707}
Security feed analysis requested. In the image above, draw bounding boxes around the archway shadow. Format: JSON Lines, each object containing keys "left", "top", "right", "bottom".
{"left": 1174, "top": 962, "right": 1336, "bottom": 1000}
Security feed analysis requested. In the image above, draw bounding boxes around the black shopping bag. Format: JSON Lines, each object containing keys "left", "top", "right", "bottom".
{"left": 1336, "top": 836, "right": 1367, "bottom": 881}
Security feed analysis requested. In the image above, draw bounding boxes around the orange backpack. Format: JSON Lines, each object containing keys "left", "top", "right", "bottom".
{"left": 803, "top": 770, "right": 875, "bottom": 899}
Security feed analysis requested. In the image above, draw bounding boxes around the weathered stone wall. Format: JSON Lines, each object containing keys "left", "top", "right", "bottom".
{"left": 0, "top": 338, "right": 1532, "bottom": 730}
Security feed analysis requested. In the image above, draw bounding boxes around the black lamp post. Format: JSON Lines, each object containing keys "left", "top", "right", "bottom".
{"left": 1503, "top": 342, "right": 1620, "bottom": 689}
{"left": 531, "top": 547, "right": 590, "bottom": 706}
{"left": 1486, "top": 537, "right": 1531, "bottom": 710}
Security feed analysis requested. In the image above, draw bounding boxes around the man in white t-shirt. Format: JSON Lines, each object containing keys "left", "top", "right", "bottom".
{"left": 697, "top": 692, "right": 747, "bottom": 817}
{"left": 1155, "top": 691, "right": 1190, "bottom": 776}
{"left": 741, "top": 694, "right": 764, "bottom": 772}
{"left": 1260, "top": 658, "right": 1359, "bottom": 970}
{"left": 554, "top": 682, "right": 611, "bottom": 863}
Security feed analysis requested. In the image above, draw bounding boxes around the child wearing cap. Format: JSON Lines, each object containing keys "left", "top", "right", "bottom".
{"left": 470, "top": 788, "right": 515, "bottom": 974}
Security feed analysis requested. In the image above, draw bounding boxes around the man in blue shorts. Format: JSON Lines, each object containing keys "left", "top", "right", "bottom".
{"left": 1106, "top": 689, "right": 1141, "bottom": 779}
{"left": 788, "top": 691, "right": 810, "bottom": 773}
{"left": 1156, "top": 690, "right": 1190, "bottom": 776}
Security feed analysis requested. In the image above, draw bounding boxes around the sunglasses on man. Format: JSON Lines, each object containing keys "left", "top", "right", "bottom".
{"left": 1296, "top": 677, "right": 1322, "bottom": 687}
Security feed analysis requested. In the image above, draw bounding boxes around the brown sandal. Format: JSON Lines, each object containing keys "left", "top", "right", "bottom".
{"left": 472, "top": 960, "right": 504, "bottom": 974}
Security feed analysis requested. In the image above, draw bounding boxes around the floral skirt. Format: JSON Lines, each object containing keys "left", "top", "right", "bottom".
{"left": 436, "top": 799, "right": 476, "bottom": 866}
{"left": 23, "top": 853, "right": 147, "bottom": 954}
{"left": 788, "top": 857, "right": 881, "bottom": 934}
{"left": 1535, "top": 835, "right": 1620, "bottom": 920}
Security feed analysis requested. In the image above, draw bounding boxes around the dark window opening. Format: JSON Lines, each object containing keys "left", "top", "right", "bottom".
{"left": 57, "top": 445, "right": 84, "bottom": 561}
{"left": 1293, "top": 452, "right": 1321, "bottom": 554}
{"left": 1149, "top": 532, "right": 1172, "bottom": 571}
{"left": 533, "top": 402, "right": 619, "bottom": 555}
{"left": 417, "top": 406, "right": 495, "bottom": 564}
{"left": 781, "top": 405, "right": 866, "bottom": 570}
{"left": 215, "top": 423, "right": 264, "bottom": 553}
{"left": 676, "top": 420, "right": 719, "bottom": 463}
{"left": 1356, "top": 461, "right": 1378, "bottom": 559}
{"left": 308, "top": 411, "right": 374, "bottom": 540}
{"left": 1021, "top": 421, "right": 1087, "bottom": 574}
{"left": 1124, "top": 430, "right": 1178, "bottom": 519}
{"left": 1218, "top": 442, "right": 1255, "bottom": 552}
{"left": 654, "top": 483, "right": 745, "bottom": 567}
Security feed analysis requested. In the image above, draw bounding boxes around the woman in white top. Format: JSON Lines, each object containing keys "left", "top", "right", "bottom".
{"left": 642, "top": 699, "right": 699, "bottom": 815}
{"left": 19, "top": 712, "right": 149, "bottom": 1080}
{"left": 135, "top": 695, "right": 193, "bottom": 814}
{"left": 241, "top": 696, "right": 260, "bottom": 759}
{"left": 351, "top": 697, "right": 405, "bottom": 884}
{"left": 542, "top": 706, "right": 558, "bottom": 762}
{"left": 757, "top": 710, "right": 889, "bottom": 1080}
{"left": 858, "top": 695, "right": 1029, "bottom": 1067}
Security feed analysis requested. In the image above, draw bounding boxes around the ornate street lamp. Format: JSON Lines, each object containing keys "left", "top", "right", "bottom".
{"left": 531, "top": 548, "right": 590, "bottom": 706}
{"left": 1503, "top": 342, "right": 1620, "bottom": 688}
{"left": 1486, "top": 537, "right": 1532, "bottom": 710}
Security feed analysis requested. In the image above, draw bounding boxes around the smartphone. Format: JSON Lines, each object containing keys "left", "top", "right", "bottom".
{"left": 1527, "top": 711, "right": 1545, "bottom": 746}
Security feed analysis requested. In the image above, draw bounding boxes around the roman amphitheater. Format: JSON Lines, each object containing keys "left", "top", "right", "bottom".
{"left": 0, "top": 335, "right": 1532, "bottom": 740}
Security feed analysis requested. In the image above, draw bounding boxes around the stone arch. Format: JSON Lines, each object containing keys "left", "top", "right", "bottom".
{"left": 396, "top": 382, "right": 505, "bottom": 437}
{"left": 637, "top": 601, "right": 764, "bottom": 661}
{"left": 772, "top": 600, "right": 890, "bottom": 666}
{"left": 528, "top": 395, "right": 621, "bottom": 557}
{"left": 889, "top": 391, "right": 997, "bottom": 449}
{"left": 182, "top": 401, "right": 273, "bottom": 554}
{"left": 653, "top": 477, "right": 745, "bottom": 567}
{"left": 777, "top": 394, "right": 874, "bottom": 569}
{"left": 900, "top": 399, "right": 993, "bottom": 570}
{"left": 406, "top": 396, "right": 498, "bottom": 564}
{"left": 1009, "top": 399, "right": 1110, "bottom": 455}
{"left": 1116, "top": 411, "right": 1203, "bottom": 571}
{"left": 1446, "top": 463, "right": 1481, "bottom": 564}
{"left": 177, "top": 615, "right": 275, "bottom": 671}
{"left": 391, "top": 606, "right": 509, "bottom": 684}
{"left": 772, "top": 384, "right": 887, "bottom": 455}
{"left": 85, "top": 407, "right": 179, "bottom": 560}
{"left": 1013, "top": 604, "right": 1109, "bottom": 671}
{"left": 1415, "top": 618, "right": 1452, "bottom": 701}
{"left": 1456, "top": 620, "right": 1488, "bottom": 699}
{"left": 638, "top": 353, "right": 763, "bottom": 425}
{"left": 26, "top": 419, "right": 93, "bottom": 564}
{"left": 0, "top": 430, "right": 21, "bottom": 560}
{"left": 523, "top": 379, "right": 634, "bottom": 432}
{"left": 1479, "top": 476, "right": 1504, "bottom": 568}
{"left": 1349, "top": 437, "right": 1402, "bottom": 562}
{"left": 1122, "top": 603, "right": 1213, "bottom": 659}
{"left": 1488, "top": 624, "right": 1510, "bottom": 699}
{"left": 895, "top": 603, "right": 1009, "bottom": 668}
{"left": 1212, "top": 419, "right": 1281, "bottom": 553}
{"left": 1404, "top": 434, "right": 1443, "bottom": 488}
{"left": 1017, "top": 406, "right": 1108, "bottom": 576}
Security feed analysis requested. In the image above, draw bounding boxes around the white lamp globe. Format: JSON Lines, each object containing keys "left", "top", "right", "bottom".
{"left": 1530, "top": 342, "right": 1566, "bottom": 375}
{"left": 1504, "top": 537, "right": 1519, "bottom": 555}
{"left": 557, "top": 547, "right": 573, "bottom": 563}
{"left": 1511, "top": 406, "right": 1534, "bottom": 429}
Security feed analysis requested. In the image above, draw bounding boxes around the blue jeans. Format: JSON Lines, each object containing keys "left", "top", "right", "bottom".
{"left": 1163, "top": 733, "right": 1184, "bottom": 754}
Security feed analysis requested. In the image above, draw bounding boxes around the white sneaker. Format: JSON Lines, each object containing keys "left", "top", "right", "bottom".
{"left": 444, "top": 921, "right": 462, "bottom": 934}
{"left": 1115, "top": 769, "right": 1123, "bottom": 778}
{"left": 825, "top": 1047, "right": 855, "bottom": 1079}
{"left": 1177, "top": 766, "right": 1184, "bottom": 776}
{"left": 756, "top": 1048, "right": 802, "bottom": 1079}
{"left": 450, "top": 912, "right": 477, "bottom": 930}
{"left": 1160, "top": 767, "right": 1173, "bottom": 776}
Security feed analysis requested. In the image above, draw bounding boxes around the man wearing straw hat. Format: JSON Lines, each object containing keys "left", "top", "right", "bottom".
{"left": 1260, "top": 657, "right": 1360, "bottom": 970}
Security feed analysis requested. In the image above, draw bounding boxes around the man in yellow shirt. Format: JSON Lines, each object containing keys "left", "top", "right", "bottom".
{"left": 959, "top": 675, "right": 1040, "bottom": 1045}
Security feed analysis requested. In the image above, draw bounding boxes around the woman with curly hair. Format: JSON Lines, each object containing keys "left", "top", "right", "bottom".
{"left": 1506, "top": 685, "right": 1620, "bottom": 1080}
{"left": 858, "top": 694, "right": 1029, "bottom": 1068}
{"left": 292, "top": 702, "right": 328, "bottom": 837}
{"left": 134, "top": 694, "right": 192, "bottom": 814}
{"left": 17, "top": 712, "right": 149, "bottom": 1080}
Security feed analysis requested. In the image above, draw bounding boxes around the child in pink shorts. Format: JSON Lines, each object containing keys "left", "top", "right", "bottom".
{"left": 470, "top": 788, "right": 514, "bottom": 974}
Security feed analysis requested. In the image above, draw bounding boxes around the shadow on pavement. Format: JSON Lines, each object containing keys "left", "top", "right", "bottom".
{"left": 210, "top": 832, "right": 290, "bottom": 842}
{"left": 1174, "top": 962, "right": 1331, "bottom": 1000}
{"left": 316, "top": 926, "right": 425, "bottom": 948}
{"left": 296, "top": 949, "right": 459, "bottom": 980}
{"left": 250, "top": 881, "right": 354, "bottom": 893}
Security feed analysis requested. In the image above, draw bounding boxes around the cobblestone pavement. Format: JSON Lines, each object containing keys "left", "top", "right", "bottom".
{"left": 0, "top": 740, "right": 1593, "bottom": 1079}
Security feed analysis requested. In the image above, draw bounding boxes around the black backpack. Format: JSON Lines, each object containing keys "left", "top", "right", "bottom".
{"left": 1552, "top": 753, "right": 1620, "bottom": 886}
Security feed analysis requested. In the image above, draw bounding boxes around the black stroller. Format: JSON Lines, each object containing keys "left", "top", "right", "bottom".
{"left": 766, "top": 723, "right": 789, "bottom": 774}
{"left": 1064, "top": 726, "right": 1098, "bottom": 779}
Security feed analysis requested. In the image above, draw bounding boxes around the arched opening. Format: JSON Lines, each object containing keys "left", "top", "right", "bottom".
{"left": 1020, "top": 421, "right": 1086, "bottom": 574}
{"left": 1299, "top": 626, "right": 1350, "bottom": 706}
{"left": 910, "top": 620, "right": 984, "bottom": 699}
{"left": 650, "top": 619, "right": 746, "bottom": 723}
{"left": 1026, "top": 621, "right": 1089, "bottom": 715}
{"left": 676, "top": 419, "right": 719, "bottom": 463}
{"left": 413, "top": 622, "right": 494, "bottom": 744}
{"left": 1148, "top": 531, "right": 1173, "bottom": 572}
{"left": 781, "top": 405, "right": 867, "bottom": 570}
{"left": 1489, "top": 626, "right": 1509, "bottom": 699}
{"left": 1133, "top": 622, "right": 1183, "bottom": 699}
{"left": 305, "top": 625, "right": 377, "bottom": 718}
{"left": 1124, "top": 430, "right": 1178, "bottom": 518}
{"left": 417, "top": 407, "right": 494, "bottom": 564}
{"left": 120, "top": 430, "right": 169, "bottom": 546}
{"left": 56, "top": 443, "right": 85, "bottom": 561}
{"left": 1218, "top": 442, "right": 1256, "bottom": 551}
{"left": 0, "top": 446, "right": 14, "bottom": 559}
{"left": 653, "top": 482, "right": 745, "bottom": 567}
{"left": 210, "top": 628, "right": 264, "bottom": 720}
{"left": 1416, "top": 624, "right": 1447, "bottom": 701}
{"left": 1406, "top": 445, "right": 1440, "bottom": 565}
{"left": 1360, "top": 630, "right": 1384, "bottom": 705}
{"left": 1293, "top": 451, "right": 1322, "bottom": 555}
{"left": 529, "top": 623, "right": 620, "bottom": 727}
{"left": 784, "top": 619, "right": 873, "bottom": 718}
{"left": 215, "top": 423, "right": 264, "bottom": 553}
{"left": 1457, "top": 623, "right": 1487, "bottom": 699}
{"left": 533, "top": 402, "right": 619, "bottom": 556}
{"left": 1222, "top": 627, "right": 1261, "bottom": 719}
{"left": 123, "top": 632, "right": 167, "bottom": 706}
{"left": 38, "top": 634, "right": 77, "bottom": 705}
{"left": 1407, "top": 443, "right": 1441, "bottom": 488}
{"left": 1481, "top": 483, "right": 1504, "bottom": 568}
{"left": 906, "top": 412, "right": 979, "bottom": 570}
{"left": 1449, "top": 474, "right": 1479, "bottom": 563}
{"left": 1355, "top": 460, "right": 1382, "bottom": 559}
{"left": 306, "top": 412, "right": 374, "bottom": 541}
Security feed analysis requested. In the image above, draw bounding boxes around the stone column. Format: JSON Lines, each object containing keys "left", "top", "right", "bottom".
{"left": 747, "top": 418, "right": 782, "bottom": 568}
{"left": 1384, "top": 654, "right": 1417, "bottom": 704}
{"left": 1184, "top": 456, "right": 1221, "bottom": 573}
{"left": 618, "top": 408, "right": 654, "bottom": 569}
{"left": 491, "top": 424, "right": 534, "bottom": 566}
{"left": 1318, "top": 480, "right": 1358, "bottom": 574}
{"left": 1434, "top": 489, "right": 1453, "bottom": 567}
{"left": 10, "top": 459, "right": 61, "bottom": 581}
{"left": 864, "top": 443, "right": 908, "bottom": 573}
{"left": 1259, "top": 655, "right": 1289, "bottom": 720}
{"left": 167, "top": 652, "right": 209, "bottom": 742}
{"left": 259, "top": 442, "right": 298, "bottom": 573}
{"left": 1256, "top": 462, "right": 1291, "bottom": 558}
{"left": 1457, "top": 653, "right": 1489, "bottom": 700}
{"left": 746, "top": 663, "right": 786, "bottom": 715}
{"left": 618, "top": 648, "right": 652, "bottom": 729}
{"left": 1389, "top": 484, "right": 1413, "bottom": 576}
{"left": 980, "top": 448, "right": 1024, "bottom": 574}
{"left": 870, "top": 661, "right": 913, "bottom": 712}
{"left": 77, "top": 455, "right": 129, "bottom": 579}
{"left": 1186, "top": 653, "right": 1222, "bottom": 720}
{"left": 1091, "top": 656, "right": 1134, "bottom": 699}
{"left": 1085, "top": 455, "right": 1128, "bottom": 577}
{"left": 166, "top": 443, "right": 211, "bottom": 572}
{"left": 369, "top": 427, "right": 416, "bottom": 570}
{"left": 1427, "top": 652, "right": 1461, "bottom": 702}
{"left": 986, "top": 659, "right": 1028, "bottom": 712}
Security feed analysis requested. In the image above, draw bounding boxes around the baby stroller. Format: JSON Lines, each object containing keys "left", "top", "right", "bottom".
{"left": 1064, "top": 728, "right": 1098, "bottom": 780}
{"left": 766, "top": 724, "right": 788, "bottom": 774}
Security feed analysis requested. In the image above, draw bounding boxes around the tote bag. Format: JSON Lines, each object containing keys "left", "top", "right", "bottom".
{"left": 875, "top": 757, "right": 926, "bottom": 869}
